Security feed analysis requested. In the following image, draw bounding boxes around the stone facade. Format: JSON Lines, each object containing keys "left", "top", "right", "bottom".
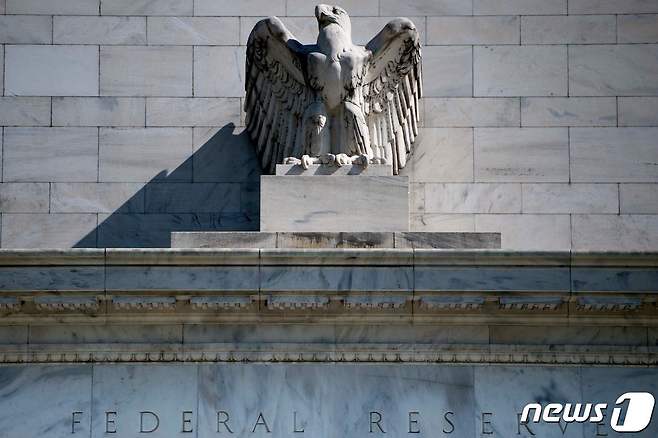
{"left": 0, "top": 248, "right": 656, "bottom": 366}
{"left": 2, "top": 363, "right": 656, "bottom": 437}
{"left": 0, "top": 1, "right": 657, "bottom": 249}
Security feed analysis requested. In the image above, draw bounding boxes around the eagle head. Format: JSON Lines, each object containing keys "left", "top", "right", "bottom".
{"left": 315, "top": 4, "right": 351, "bottom": 34}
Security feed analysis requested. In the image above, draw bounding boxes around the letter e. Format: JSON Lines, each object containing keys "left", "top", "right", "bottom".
{"left": 482, "top": 413, "right": 493, "bottom": 435}
{"left": 71, "top": 411, "right": 83, "bottom": 434}
{"left": 106, "top": 411, "right": 117, "bottom": 434}
{"left": 182, "top": 411, "right": 193, "bottom": 433}
{"left": 408, "top": 411, "right": 420, "bottom": 433}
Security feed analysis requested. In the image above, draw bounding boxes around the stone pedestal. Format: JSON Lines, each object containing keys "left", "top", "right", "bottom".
{"left": 171, "top": 231, "right": 501, "bottom": 249}
{"left": 261, "top": 166, "right": 409, "bottom": 232}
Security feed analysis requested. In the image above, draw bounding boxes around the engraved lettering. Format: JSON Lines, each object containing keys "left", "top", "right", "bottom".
{"left": 71, "top": 411, "right": 82, "bottom": 434}
{"left": 370, "top": 411, "right": 385, "bottom": 433}
{"left": 516, "top": 413, "right": 535, "bottom": 436}
{"left": 408, "top": 411, "right": 420, "bottom": 433}
{"left": 482, "top": 413, "right": 493, "bottom": 435}
{"left": 140, "top": 411, "right": 160, "bottom": 433}
{"left": 293, "top": 411, "right": 305, "bottom": 433}
{"left": 252, "top": 412, "right": 271, "bottom": 433}
{"left": 218, "top": 411, "right": 234, "bottom": 433}
{"left": 443, "top": 411, "right": 455, "bottom": 434}
{"left": 182, "top": 411, "right": 193, "bottom": 433}
{"left": 106, "top": 411, "right": 117, "bottom": 434}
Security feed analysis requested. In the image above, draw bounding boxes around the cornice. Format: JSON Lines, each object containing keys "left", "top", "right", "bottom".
{"left": 0, "top": 343, "right": 654, "bottom": 366}
{"left": 0, "top": 248, "right": 656, "bottom": 267}
{"left": 0, "top": 249, "right": 655, "bottom": 323}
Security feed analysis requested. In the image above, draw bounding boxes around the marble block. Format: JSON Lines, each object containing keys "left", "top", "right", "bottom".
{"left": 171, "top": 231, "right": 501, "bottom": 249}
{"left": 261, "top": 176, "right": 409, "bottom": 232}
{"left": 0, "top": 365, "right": 92, "bottom": 438}
{"left": 395, "top": 231, "right": 500, "bottom": 249}
{"left": 474, "top": 366, "right": 585, "bottom": 438}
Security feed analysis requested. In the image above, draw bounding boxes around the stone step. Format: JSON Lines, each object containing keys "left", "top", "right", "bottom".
{"left": 261, "top": 175, "right": 409, "bottom": 232}
{"left": 170, "top": 231, "right": 501, "bottom": 249}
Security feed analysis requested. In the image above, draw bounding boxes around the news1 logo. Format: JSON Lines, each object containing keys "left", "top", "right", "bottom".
{"left": 521, "top": 392, "right": 656, "bottom": 433}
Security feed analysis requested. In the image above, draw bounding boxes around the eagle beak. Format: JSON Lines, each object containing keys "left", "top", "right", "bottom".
{"left": 315, "top": 4, "right": 334, "bottom": 25}
{"left": 315, "top": 4, "right": 327, "bottom": 20}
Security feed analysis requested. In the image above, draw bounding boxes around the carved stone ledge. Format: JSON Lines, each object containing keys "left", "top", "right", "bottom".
{"left": 260, "top": 248, "right": 414, "bottom": 266}
{"left": 572, "top": 251, "right": 658, "bottom": 267}
{"left": 266, "top": 295, "right": 330, "bottom": 310}
{"left": 498, "top": 296, "right": 564, "bottom": 311}
{"left": 0, "top": 297, "right": 20, "bottom": 311}
{"left": 0, "top": 249, "right": 105, "bottom": 266}
{"left": 1, "top": 248, "right": 655, "bottom": 267}
{"left": 343, "top": 295, "right": 408, "bottom": 309}
{"left": 106, "top": 248, "right": 260, "bottom": 265}
{"left": 190, "top": 296, "right": 253, "bottom": 310}
{"left": 0, "top": 249, "right": 656, "bottom": 322}
{"left": 0, "top": 344, "right": 653, "bottom": 366}
{"left": 576, "top": 296, "right": 643, "bottom": 311}
{"left": 112, "top": 296, "right": 177, "bottom": 311}
{"left": 34, "top": 296, "right": 99, "bottom": 311}
{"left": 417, "top": 296, "right": 485, "bottom": 310}
{"left": 172, "top": 231, "right": 501, "bottom": 250}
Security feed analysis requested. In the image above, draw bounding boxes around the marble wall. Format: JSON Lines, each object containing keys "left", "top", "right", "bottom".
{"left": 0, "top": 363, "right": 656, "bottom": 438}
{"left": 0, "top": 0, "right": 657, "bottom": 249}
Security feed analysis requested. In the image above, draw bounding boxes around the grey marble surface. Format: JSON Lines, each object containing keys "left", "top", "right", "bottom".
{"left": 91, "top": 364, "right": 198, "bottom": 438}
{"left": 171, "top": 231, "right": 500, "bottom": 249}
{"left": 260, "top": 266, "right": 413, "bottom": 292}
{"left": 415, "top": 266, "right": 571, "bottom": 291}
{"left": 106, "top": 266, "right": 259, "bottom": 291}
{"left": 0, "top": 249, "right": 654, "bottom": 330}
{"left": 260, "top": 176, "right": 409, "bottom": 232}
{"left": 395, "top": 231, "right": 500, "bottom": 249}
{"left": 474, "top": 366, "right": 585, "bottom": 437}
{"left": 0, "top": 266, "right": 104, "bottom": 291}
{"left": 0, "top": 365, "right": 92, "bottom": 438}
{"left": 581, "top": 368, "right": 658, "bottom": 438}
{"left": 572, "top": 267, "right": 658, "bottom": 292}
{"left": 0, "top": 364, "right": 656, "bottom": 437}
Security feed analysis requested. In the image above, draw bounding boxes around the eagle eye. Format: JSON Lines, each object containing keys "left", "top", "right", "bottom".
{"left": 332, "top": 7, "right": 341, "bottom": 14}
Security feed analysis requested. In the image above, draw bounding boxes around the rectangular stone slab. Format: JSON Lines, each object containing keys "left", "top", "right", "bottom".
{"left": 171, "top": 231, "right": 501, "bottom": 249}
{"left": 260, "top": 175, "right": 409, "bottom": 232}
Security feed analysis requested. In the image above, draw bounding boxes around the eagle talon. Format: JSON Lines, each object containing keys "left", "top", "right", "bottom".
{"left": 284, "top": 157, "right": 302, "bottom": 165}
{"left": 301, "top": 154, "right": 315, "bottom": 169}
{"left": 335, "top": 153, "right": 351, "bottom": 166}
{"left": 356, "top": 154, "right": 370, "bottom": 168}
{"left": 319, "top": 153, "right": 336, "bottom": 165}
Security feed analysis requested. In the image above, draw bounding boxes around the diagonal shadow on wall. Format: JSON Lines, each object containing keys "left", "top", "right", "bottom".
{"left": 75, "top": 123, "right": 262, "bottom": 248}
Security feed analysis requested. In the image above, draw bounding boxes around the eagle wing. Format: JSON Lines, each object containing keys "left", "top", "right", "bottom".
{"left": 363, "top": 18, "right": 422, "bottom": 174}
{"left": 245, "top": 17, "right": 312, "bottom": 174}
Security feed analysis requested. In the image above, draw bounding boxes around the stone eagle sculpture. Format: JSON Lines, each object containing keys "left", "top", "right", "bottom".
{"left": 245, "top": 4, "right": 422, "bottom": 175}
